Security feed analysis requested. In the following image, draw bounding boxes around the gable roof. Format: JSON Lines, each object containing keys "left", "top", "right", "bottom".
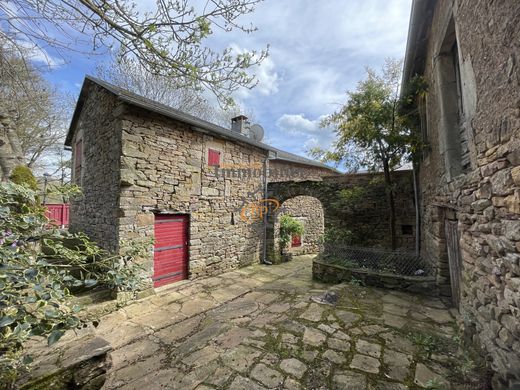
{"left": 66, "top": 76, "right": 339, "bottom": 173}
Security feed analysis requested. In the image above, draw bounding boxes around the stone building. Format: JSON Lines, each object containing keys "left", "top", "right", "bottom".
{"left": 402, "top": 0, "right": 520, "bottom": 386}
{"left": 65, "top": 76, "right": 336, "bottom": 288}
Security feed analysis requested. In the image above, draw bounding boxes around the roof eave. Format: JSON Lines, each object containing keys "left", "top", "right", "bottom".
{"left": 65, "top": 75, "right": 340, "bottom": 172}
{"left": 401, "top": 0, "right": 436, "bottom": 91}
{"left": 64, "top": 78, "right": 92, "bottom": 147}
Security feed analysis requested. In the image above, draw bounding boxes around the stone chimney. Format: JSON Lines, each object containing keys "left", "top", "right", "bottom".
{"left": 231, "top": 115, "right": 250, "bottom": 136}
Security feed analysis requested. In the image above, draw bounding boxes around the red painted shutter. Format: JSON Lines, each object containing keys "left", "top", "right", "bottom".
{"left": 208, "top": 148, "right": 220, "bottom": 166}
{"left": 291, "top": 234, "right": 302, "bottom": 247}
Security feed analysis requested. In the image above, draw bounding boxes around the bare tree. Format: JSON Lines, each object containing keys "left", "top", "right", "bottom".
{"left": 96, "top": 54, "right": 247, "bottom": 128}
{"left": 48, "top": 146, "right": 71, "bottom": 185}
{"left": 0, "top": 0, "right": 267, "bottom": 176}
{"left": 0, "top": 0, "right": 267, "bottom": 103}
{"left": 0, "top": 41, "right": 69, "bottom": 177}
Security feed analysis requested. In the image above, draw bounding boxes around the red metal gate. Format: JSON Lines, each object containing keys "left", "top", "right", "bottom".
{"left": 153, "top": 214, "right": 189, "bottom": 287}
{"left": 45, "top": 204, "right": 70, "bottom": 227}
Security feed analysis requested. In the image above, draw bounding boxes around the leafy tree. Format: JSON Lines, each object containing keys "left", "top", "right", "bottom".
{"left": 312, "top": 59, "right": 423, "bottom": 249}
{"left": 279, "top": 215, "right": 304, "bottom": 255}
{"left": 0, "top": 182, "right": 146, "bottom": 386}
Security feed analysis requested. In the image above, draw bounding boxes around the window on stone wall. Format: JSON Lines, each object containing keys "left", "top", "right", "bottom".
{"left": 208, "top": 148, "right": 221, "bottom": 167}
{"left": 437, "top": 17, "right": 471, "bottom": 180}
{"left": 74, "top": 139, "right": 83, "bottom": 185}
{"left": 452, "top": 43, "right": 471, "bottom": 172}
{"left": 401, "top": 225, "right": 413, "bottom": 235}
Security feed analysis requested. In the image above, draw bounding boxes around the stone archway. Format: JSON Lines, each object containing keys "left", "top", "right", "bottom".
{"left": 266, "top": 171, "right": 418, "bottom": 263}
{"left": 271, "top": 196, "right": 324, "bottom": 259}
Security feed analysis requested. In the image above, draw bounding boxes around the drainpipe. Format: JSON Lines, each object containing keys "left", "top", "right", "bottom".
{"left": 412, "top": 164, "right": 420, "bottom": 256}
{"left": 262, "top": 155, "right": 272, "bottom": 265}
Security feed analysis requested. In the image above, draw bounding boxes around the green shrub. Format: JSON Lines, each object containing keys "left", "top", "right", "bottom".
{"left": 330, "top": 185, "right": 366, "bottom": 213}
{"left": 0, "top": 182, "right": 146, "bottom": 386}
{"left": 321, "top": 226, "right": 355, "bottom": 245}
{"left": 9, "top": 166, "right": 38, "bottom": 191}
{"left": 279, "top": 215, "right": 304, "bottom": 253}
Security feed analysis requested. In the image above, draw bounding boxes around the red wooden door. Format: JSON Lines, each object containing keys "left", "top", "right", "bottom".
{"left": 153, "top": 214, "right": 189, "bottom": 287}
{"left": 291, "top": 234, "right": 302, "bottom": 247}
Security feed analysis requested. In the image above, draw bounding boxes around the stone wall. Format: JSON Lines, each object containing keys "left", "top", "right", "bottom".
{"left": 273, "top": 195, "right": 324, "bottom": 257}
{"left": 117, "top": 106, "right": 268, "bottom": 284}
{"left": 69, "top": 85, "right": 122, "bottom": 252}
{"left": 68, "top": 86, "right": 337, "bottom": 286}
{"left": 267, "top": 171, "right": 416, "bottom": 260}
{"left": 313, "top": 258, "right": 438, "bottom": 297}
{"left": 266, "top": 170, "right": 417, "bottom": 262}
{"left": 415, "top": 0, "right": 520, "bottom": 386}
{"left": 18, "top": 336, "right": 111, "bottom": 390}
{"left": 269, "top": 159, "right": 336, "bottom": 182}
{"left": 0, "top": 109, "right": 24, "bottom": 181}
{"left": 324, "top": 172, "right": 417, "bottom": 250}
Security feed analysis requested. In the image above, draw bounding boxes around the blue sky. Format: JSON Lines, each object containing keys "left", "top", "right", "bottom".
{"left": 32, "top": 0, "right": 413, "bottom": 163}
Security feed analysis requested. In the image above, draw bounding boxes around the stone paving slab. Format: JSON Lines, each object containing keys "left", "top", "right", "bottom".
{"left": 31, "top": 255, "right": 489, "bottom": 389}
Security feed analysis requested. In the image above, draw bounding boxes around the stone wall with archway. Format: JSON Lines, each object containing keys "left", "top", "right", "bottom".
{"left": 271, "top": 196, "right": 324, "bottom": 258}
{"left": 266, "top": 170, "right": 417, "bottom": 263}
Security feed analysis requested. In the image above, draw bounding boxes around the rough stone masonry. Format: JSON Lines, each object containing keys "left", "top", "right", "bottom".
{"left": 66, "top": 78, "right": 335, "bottom": 291}
{"left": 403, "top": 0, "right": 520, "bottom": 387}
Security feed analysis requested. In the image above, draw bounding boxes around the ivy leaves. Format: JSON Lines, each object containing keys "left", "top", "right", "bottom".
{"left": 0, "top": 182, "right": 147, "bottom": 383}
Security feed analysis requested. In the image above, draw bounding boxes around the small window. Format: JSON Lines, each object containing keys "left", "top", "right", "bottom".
{"left": 74, "top": 139, "right": 83, "bottom": 184}
{"left": 208, "top": 148, "right": 220, "bottom": 167}
{"left": 401, "top": 225, "right": 413, "bottom": 235}
{"left": 291, "top": 234, "right": 302, "bottom": 247}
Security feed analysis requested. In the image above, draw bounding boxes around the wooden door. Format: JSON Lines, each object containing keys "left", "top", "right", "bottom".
{"left": 153, "top": 214, "right": 189, "bottom": 287}
{"left": 445, "top": 219, "right": 462, "bottom": 309}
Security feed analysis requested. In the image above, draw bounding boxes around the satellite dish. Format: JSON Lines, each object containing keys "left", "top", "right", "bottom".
{"left": 250, "top": 124, "right": 264, "bottom": 142}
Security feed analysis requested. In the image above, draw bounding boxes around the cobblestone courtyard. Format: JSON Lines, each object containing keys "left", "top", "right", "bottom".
{"left": 58, "top": 255, "right": 483, "bottom": 389}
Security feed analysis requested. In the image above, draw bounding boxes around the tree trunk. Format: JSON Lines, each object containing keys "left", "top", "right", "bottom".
{"left": 383, "top": 159, "right": 397, "bottom": 250}
{"left": 0, "top": 110, "right": 25, "bottom": 180}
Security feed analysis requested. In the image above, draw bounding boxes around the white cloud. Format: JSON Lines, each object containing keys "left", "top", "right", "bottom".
{"left": 275, "top": 113, "right": 335, "bottom": 154}
{"left": 254, "top": 56, "right": 279, "bottom": 96}
{"left": 14, "top": 40, "right": 65, "bottom": 68}
{"left": 230, "top": 44, "right": 279, "bottom": 99}
{"left": 276, "top": 113, "right": 323, "bottom": 134}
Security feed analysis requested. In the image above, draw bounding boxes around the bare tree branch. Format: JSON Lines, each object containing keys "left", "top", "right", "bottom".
{"left": 0, "top": 0, "right": 268, "bottom": 106}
